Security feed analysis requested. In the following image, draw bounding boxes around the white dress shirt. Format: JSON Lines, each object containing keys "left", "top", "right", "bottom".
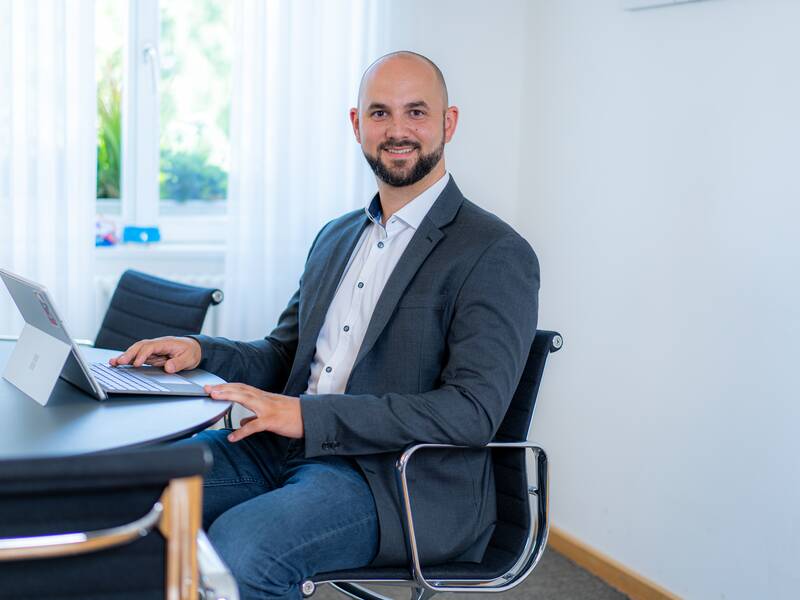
{"left": 305, "top": 172, "right": 451, "bottom": 395}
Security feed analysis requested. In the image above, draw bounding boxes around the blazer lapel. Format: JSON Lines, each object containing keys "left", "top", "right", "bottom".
{"left": 287, "top": 177, "right": 465, "bottom": 395}
{"left": 350, "top": 220, "right": 443, "bottom": 373}
{"left": 286, "top": 215, "right": 368, "bottom": 394}
{"left": 351, "top": 177, "right": 465, "bottom": 373}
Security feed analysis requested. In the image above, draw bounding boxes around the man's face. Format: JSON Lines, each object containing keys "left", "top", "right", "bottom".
{"left": 350, "top": 57, "right": 458, "bottom": 188}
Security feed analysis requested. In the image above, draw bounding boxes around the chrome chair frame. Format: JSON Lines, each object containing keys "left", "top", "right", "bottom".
{"left": 0, "top": 475, "right": 239, "bottom": 600}
{"left": 0, "top": 502, "right": 164, "bottom": 561}
{"left": 303, "top": 330, "right": 561, "bottom": 600}
{"left": 397, "top": 442, "right": 548, "bottom": 594}
{"left": 306, "top": 442, "right": 548, "bottom": 600}
{"left": 198, "top": 529, "right": 241, "bottom": 600}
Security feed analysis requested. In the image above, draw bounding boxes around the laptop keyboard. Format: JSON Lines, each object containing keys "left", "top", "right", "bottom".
{"left": 90, "top": 362, "right": 170, "bottom": 393}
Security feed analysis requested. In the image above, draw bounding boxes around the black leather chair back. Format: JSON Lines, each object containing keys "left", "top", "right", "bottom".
{"left": 482, "top": 329, "right": 562, "bottom": 577}
{"left": 94, "top": 269, "right": 223, "bottom": 351}
{"left": 0, "top": 445, "right": 211, "bottom": 599}
{"left": 494, "top": 330, "right": 561, "bottom": 443}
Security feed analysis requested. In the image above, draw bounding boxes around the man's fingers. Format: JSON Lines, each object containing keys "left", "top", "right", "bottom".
{"left": 132, "top": 340, "right": 180, "bottom": 368}
{"left": 204, "top": 384, "right": 261, "bottom": 411}
{"left": 228, "top": 419, "right": 267, "bottom": 443}
{"left": 163, "top": 353, "right": 191, "bottom": 373}
{"left": 204, "top": 386, "right": 300, "bottom": 440}
{"left": 132, "top": 345, "right": 155, "bottom": 367}
{"left": 108, "top": 337, "right": 199, "bottom": 371}
{"left": 110, "top": 341, "right": 143, "bottom": 366}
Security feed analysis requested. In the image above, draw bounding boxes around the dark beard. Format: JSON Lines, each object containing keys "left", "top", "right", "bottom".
{"left": 363, "top": 139, "right": 444, "bottom": 187}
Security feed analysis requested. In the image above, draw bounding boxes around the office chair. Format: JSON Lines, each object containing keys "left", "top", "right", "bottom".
{"left": 301, "top": 329, "right": 563, "bottom": 600}
{"left": 0, "top": 445, "right": 238, "bottom": 600}
{"left": 94, "top": 269, "right": 233, "bottom": 429}
{"left": 94, "top": 269, "right": 224, "bottom": 352}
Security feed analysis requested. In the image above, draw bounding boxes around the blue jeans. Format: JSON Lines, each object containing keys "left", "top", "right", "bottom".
{"left": 187, "top": 430, "right": 379, "bottom": 600}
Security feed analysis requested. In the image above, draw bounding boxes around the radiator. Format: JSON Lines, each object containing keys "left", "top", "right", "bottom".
{"left": 94, "top": 274, "right": 225, "bottom": 337}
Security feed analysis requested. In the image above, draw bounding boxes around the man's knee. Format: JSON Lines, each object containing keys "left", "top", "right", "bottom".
{"left": 208, "top": 508, "right": 301, "bottom": 598}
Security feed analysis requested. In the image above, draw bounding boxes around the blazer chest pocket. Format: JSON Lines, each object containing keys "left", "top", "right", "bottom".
{"left": 398, "top": 293, "right": 447, "bottom": 310}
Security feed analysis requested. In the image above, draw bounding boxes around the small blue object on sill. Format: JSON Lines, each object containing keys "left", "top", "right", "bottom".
{"left": 122, "top": 226, "right": 161, "bottom": 244}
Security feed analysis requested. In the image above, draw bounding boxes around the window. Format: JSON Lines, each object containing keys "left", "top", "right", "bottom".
{"left": 95, "top": 0, "right": 232, "bottom": 243}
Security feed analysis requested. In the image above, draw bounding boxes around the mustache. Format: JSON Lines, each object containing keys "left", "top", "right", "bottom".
{"left": 379, "top": 139, "right": 421, "bottom": 151}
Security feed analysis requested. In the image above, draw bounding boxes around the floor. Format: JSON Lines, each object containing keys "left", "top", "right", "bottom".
{"left": 310, "top": 548, "right": 629, "bottom": 600}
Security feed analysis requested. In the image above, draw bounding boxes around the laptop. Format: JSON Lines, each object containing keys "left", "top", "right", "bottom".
{"left": 0, "top": 268, "right": 210, "bottom": 401}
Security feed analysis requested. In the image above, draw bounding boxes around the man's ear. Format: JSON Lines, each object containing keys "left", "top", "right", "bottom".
{"left": 349, "top": 107, "right": 362, "bottom": 143}
{"left": 444, "top": 106, "right": 459, "bottom": 144}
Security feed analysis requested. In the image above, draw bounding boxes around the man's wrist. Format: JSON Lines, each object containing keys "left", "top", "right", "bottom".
{"left": 185, "top": 334, "right": 210, "bottom": 369}
{"left": 184, "top": 336, "right": 202, "bottom": 364}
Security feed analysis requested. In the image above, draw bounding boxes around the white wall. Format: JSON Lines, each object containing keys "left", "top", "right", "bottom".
{"left": 522, "top": 1, "right": 800, "bottom": 598}
{"left": 378, "top": 0, "right": 530, "bottom": 224}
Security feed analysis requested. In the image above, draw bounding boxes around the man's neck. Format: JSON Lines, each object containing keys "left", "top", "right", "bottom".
{"left": 377, "top": 164, "right": 446, "bottom": 225}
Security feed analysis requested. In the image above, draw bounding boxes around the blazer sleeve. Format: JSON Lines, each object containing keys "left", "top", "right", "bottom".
{"left": 188, "top": 221, "right": 332, "bottom": 392}
{"left": 190, "top": 289, "right": 300, "bottom": 392}
{"left": 300, "top": 233, "right": 540, "bottom": 457}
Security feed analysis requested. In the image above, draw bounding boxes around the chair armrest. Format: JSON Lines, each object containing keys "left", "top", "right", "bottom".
{"left": 198, "top": 529, "right": 239, "bottom": 600}
{"left": 395, "top": 441, "right": 549, "bottom": 593}
{"left": 0, "top": 502, "right": 163, "bottom": 561}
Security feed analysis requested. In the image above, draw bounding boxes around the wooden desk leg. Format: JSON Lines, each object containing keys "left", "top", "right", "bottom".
{"left": 159, "top": 475, "right": 203, "bottom": 600}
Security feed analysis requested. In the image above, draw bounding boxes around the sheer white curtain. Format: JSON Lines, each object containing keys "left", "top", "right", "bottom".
{"left": 0, "top": 0, "right": 97, "bottom": 339}
{"left": 223, "top": 0, "right": 385, "bottom": 339}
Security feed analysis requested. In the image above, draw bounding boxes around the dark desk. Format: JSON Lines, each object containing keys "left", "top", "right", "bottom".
{"left": 0, "top": 340, "right": 230, "bottom": 459}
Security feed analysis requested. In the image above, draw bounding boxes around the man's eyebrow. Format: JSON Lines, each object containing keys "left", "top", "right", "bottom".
{"left": 365, "top": 101, "right": 431, "bottom": 111}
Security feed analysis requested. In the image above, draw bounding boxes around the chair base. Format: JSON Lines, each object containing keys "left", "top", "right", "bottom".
{"left": 303, "top": 581, "right": 436, "bottom": 600}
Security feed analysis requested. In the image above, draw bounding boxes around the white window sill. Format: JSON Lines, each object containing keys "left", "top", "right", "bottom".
{"left": 95, "top": 242, "right": 226, "bottom": 261}
{"left": 94, "top": 242, "right": 226, "bottom": 287}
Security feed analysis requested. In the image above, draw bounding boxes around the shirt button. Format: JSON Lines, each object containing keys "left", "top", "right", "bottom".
{"left": 343, "top": 325, "right": 350, "bottom": 332}
{"left": 377, "top": 241, "right": 384, "bottom": 248}
{"left": 325, "top": 366, "right": 332, "bottom": 373}
{"left": 357, "top": 282, "right": 364, "bottom": 289}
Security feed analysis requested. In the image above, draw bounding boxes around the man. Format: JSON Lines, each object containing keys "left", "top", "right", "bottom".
{"left": 112, "top": 51, "right": 539, "bottom": 600}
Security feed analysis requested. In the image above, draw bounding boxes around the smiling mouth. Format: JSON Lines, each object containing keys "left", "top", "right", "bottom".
{"left": 382, "top": 146, "right": 417, "bottom": 156}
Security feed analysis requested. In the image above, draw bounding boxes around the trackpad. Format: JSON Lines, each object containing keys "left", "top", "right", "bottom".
{"left": 147, "top": 373, "right": 194, "bottom": 385}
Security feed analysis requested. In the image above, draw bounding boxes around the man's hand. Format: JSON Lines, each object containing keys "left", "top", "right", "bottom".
{"left": 204, "top": 384, "right": 304, "bottom": 442}
{"left": 110, "top": 336, "right": 202, "bottom": 373}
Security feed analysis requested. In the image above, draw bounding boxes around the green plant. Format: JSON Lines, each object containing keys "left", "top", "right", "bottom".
{"left": 96, "top": 51, "right": 122, "bottom": 199}
{"left": 159, "top": 149, "right": 227, "bottom": 201}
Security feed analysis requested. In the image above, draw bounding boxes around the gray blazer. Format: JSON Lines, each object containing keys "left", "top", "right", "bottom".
{"left": 194, "top": 178, "right": 539, "bottom": 566}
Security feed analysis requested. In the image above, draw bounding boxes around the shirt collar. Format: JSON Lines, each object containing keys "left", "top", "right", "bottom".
{"left": 364, "top": 172, "right": 451, "bottom": 230}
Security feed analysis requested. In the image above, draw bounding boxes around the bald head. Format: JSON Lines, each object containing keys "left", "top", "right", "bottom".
{"left": 357, "top": 51, "right": 449, "bottom": 110}
{"left": 349, "top": 50, "right": 459, "bottom": 191}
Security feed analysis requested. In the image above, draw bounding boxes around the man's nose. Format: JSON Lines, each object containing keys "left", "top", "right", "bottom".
{"left": 384, "top": 115, "right": 410, "bottom": 138}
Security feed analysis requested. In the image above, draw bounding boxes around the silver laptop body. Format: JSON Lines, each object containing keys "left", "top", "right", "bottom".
{"left": 0, "top": 268, "right": 209, "bottom": 400}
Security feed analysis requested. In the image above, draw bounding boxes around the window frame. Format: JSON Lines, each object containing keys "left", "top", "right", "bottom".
{"left": 97, "top": 0, "right": 227, "bottom": 246}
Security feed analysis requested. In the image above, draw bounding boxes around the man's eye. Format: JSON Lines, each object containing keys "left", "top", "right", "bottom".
{"left": 372, "top": 110, "right": 386, "bottom": 118}
{"left": 410, "top": 109, "right": 425, "bottom": 118}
